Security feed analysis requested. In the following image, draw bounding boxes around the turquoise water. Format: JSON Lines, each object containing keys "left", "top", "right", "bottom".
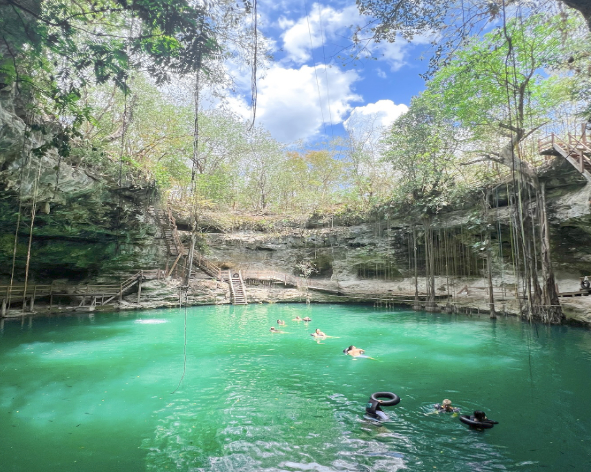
{"left": 1, "top": 304, "right": 591, "bottom": 471}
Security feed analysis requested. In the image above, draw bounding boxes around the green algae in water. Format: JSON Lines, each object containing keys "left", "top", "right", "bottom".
{"left": 1, "top": 304, "right": 591, "bottom": 471}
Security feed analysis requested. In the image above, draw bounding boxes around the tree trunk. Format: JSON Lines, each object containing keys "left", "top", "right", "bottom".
{"left": 539, "top": 182, "right": 564, "bottom": 323}
{"left": 424, "top": 218, "right": 437, "bottom": 312}
{"left": 485, "top": 190, "right": 496, "bottom": 319}
{"left": 413, "top": 225, "right": 420, "bottom": 310}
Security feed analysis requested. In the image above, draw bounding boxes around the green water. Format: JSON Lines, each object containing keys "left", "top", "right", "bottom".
{"left": 1, "top": 304, "right": 591, "bottom": 471}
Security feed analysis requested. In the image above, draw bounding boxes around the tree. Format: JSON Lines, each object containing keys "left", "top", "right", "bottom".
{"left": 425, "top": 12, "right": 585, "bottom": 322}
{"left": 239, "top": 128, "right": 284, "bottom": 213}
{"left": 355, "top": 0, "right": 591, "bottom": 73}
{"left": 382, "top": 93, "right": 460, "bottom": 310}
{"left": 0, "top": 0, "right": 263, "bottom": 160}
{"left": 343, "top": 114, "right": 396, "bottom": 207}
{"left": 382, "top": 94, "right": 460, "bottom": 216}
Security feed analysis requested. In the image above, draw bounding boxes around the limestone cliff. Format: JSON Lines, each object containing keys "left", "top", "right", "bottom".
{"left": 0, "top": 86, "right": 166, "bottom": 282}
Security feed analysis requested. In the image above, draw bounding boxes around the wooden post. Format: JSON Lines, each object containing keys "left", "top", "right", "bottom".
{"left": 1, "top": 299, "right": 6, "bottom": 317}
{"left": 119, "top": 283, "right": 123, "bottom": 302}
{"left": 49, "top": 282, "right": 53, "bottom": 310}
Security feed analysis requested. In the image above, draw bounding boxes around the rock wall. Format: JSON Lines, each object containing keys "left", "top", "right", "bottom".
{"left": 0, "top": 87, "right": 167, "bottom": 282}
{"left": 2, "top": 87, "right": 591, "bottom": 323}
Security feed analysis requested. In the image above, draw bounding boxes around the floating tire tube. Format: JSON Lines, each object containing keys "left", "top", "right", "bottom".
{"left": 459, "top": 415, "right": 498, "bottom": 429}
{"left": 370, "top": 392, "right": 401, "bottom": 407}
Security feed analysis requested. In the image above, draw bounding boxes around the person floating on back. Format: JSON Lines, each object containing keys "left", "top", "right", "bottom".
{"left": 277, "top": 320, "right": 286, "bottom": 326}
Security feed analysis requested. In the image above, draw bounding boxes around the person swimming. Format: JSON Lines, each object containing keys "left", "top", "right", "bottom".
{"left": 270, "top": 327, "right": 283, "bottom": 333}
{"left": 277, "top": 320, "right": 286, "bottom": 326}
{"left": 434, "top": 399, "right": 460, "bottom": 413}
{"left": 311, "top": 328, "right": 326, "bottom": 338}
{"left": 303, "top": 316, "right": 312, "bottom": 322}
{"left": 293, "top": 316, "right": 302, "bottom": 321}
{"left": 365, "top": 397, "right": 388, "bottom": 421}
{"left": 343, "top": 345, "right": 365, "bottom": 356}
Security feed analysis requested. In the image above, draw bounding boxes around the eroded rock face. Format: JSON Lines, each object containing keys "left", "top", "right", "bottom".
{"left": 0, "top": 94, "right": 167, "bottom": 282}
{"left": 3, "top": 87, "right": 591, "bottom": 326}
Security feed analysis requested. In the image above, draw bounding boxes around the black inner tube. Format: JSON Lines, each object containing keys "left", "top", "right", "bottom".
{"left": 370, "top": 392, "right": 401, "bottom": 406}
{"left": 459, "top": 415, "right": 498, "bottom": 429}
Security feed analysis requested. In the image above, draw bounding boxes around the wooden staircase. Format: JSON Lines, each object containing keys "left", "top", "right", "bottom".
{"left": 150, "top": 204, "right": 250, "bottom": 304}
{"left": 102, "top": 271, "right": 145, "bottom": 305}
{"left": 228, "top": 270, "right": 248, "bottom": 305}
{"left": 539, "top": 124, "right": 591, "bottom": 182}
{"left": 151, "top": 206, "right": 186, "bottom": 257}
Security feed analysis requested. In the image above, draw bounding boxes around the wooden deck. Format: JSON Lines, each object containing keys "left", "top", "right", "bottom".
{"left": 0, "top": 270, "right": 163, "bottom": 316}
{"left": 558, "top": 290, "right": 591, "bottom": 298}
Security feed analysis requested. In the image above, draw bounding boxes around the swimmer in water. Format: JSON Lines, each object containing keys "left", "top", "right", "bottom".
{"left": 434, "top": 399, "right": 460, "bottom": 413}
{"left": 343, "top": 345, "right": 365, "bottom": 357}
{"left": 311, "top": 328, "right": 326, "bottom": 338}
{"left": 270, "top": 327, "right": 284, "bottom": 333}
{"left": 303, "top": 317, "right": 312, "bottom": 322}
{"left": 293, "top": 316, "right": 302, "bottom": 321}
{"left": 277, "top": 320, "right": 286, "bottom": 326}
{"left": 366, "top": 397, "right": 389, "bottom": 421}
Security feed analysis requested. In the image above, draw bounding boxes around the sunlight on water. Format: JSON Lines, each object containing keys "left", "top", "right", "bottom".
{"left": 1, "top": 304, "right": 591, "bottom": 471}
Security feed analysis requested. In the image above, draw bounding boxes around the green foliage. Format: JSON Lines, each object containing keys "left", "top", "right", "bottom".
{"left": 381, "top": 93, "right": 461, "bottom": 216}
{"left": 428, "top": 13, "right": 583, "bottom": 132}
{"left": 0, "top": 0, "right": 228, "bottom": 159}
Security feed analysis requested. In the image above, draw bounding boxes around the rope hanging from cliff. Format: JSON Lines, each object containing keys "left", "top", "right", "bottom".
{"left": 115, "top": 1, "right": 136, "bottom": 256}
{"left": 22, "top": 160, "right": 43, "bottom": 311}
{"left": 303, "top": 0, "right": 328, "bottom": 137}
{"left": 248, "top": 0, "right": 258, "bottom": 130}
{"left": 171, "top": 301, "right": 188, "bottom": 394}
{"left": 8, "top": 110, "right": 35, "bottom": 310}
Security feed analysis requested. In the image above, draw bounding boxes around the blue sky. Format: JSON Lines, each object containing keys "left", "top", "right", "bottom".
{"left": 228, "top": 0, "right": 433, "bottom": 144}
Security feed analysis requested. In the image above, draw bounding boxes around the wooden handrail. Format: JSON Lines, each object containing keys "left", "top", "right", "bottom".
{"left": 228, "top": 270, "right": 236, "bottom": 300}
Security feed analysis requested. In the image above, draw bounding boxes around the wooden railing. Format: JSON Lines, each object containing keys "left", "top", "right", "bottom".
{"left": 539, "top": 125, "right": 591, "bottom": 178}
{"left": 1, "top": 270, "right": 149, "bottom": 314}
{"left": 241, "top": 269, "right": 306, "bottom": 288}
{"left": 194, "top": 254, "right": 221, "bottom": 280}
{"left": 167, "top": 205, "right": 186, "bottom": 256}
{"left": 102, "top": 271, "right": 144, "bottom": 305}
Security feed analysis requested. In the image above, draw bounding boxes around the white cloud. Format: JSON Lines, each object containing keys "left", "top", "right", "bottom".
{"left": 242, "top": 63, "right": 361, "bottom": 142}
{"left": 280, "top": 3, "right": 360, "bottom": 64}
{"left": 345, "top": 100, "right": 408, "bottom": 130}
{"left": 277, "top": 3, "right": 434, "bottom": 71}
{"left": 377, "top": 42, "right": 408, "bottom": 71}
{"left": 277, "top": 16, "right": 295, "bottom": 30}
{"left": 343, "top": 100, "right": 408, "bottom": 150}
{"left": 376, "top": 68, "right": 387, "bottom": 79}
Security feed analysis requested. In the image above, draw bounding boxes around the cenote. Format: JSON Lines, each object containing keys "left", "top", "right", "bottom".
{"left": 1, "top": 304, "right": 591, "bottom": 471}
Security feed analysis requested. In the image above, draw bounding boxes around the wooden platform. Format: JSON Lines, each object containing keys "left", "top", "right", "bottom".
{"left": 558, "top": 290, "right": 591, "bottom": 298}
